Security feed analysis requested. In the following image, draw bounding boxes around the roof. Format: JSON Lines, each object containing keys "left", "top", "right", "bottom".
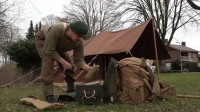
{"left": 170, "top": 44, "right": 199, "bottom": 52}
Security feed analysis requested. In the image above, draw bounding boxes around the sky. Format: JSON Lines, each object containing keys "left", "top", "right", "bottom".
{"left": 17, "top": 0, "right": 70, "bottom": 30}
{"left": 17, "top": 0, "right": 200, "bottom": 52}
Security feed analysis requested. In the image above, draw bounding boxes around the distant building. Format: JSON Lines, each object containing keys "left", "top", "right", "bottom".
{"left": 162, "top": 42, "right": 199, "bottom": 71}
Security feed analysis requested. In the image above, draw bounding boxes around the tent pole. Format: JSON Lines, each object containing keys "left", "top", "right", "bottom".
{"left": 152, "top": 18, "right": 161, "bottom": 81}
{"left": 129, "top": 51, "right": 133, "bottom": 57}
{"left": 104, "top": 54, "right": 107, "bottom": 76}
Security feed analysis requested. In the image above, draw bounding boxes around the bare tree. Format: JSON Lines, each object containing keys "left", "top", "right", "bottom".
{"left": 63, "top": 0, "right": 124, "bottom": 38}
{"left": 187, "top": 0, "right": 200, "bottom": 10}
{"left": 0, "top": 25, "right": 22, "bottom": 65}
{"left": 0, "top": 0, "right": 25, "bottom": 66}
{"left": 41, "top": 14, "right": 64, "bottom": 28}
{"left": 119, "top": 0, "right": 200, "bottom": 47}
{"left": 0, "top": 0, "right": 23, "bottom": 30}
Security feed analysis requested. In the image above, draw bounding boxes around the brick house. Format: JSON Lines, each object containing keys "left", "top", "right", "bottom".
{"left": 162, "top": 42, "right": 199, "bottom": 71}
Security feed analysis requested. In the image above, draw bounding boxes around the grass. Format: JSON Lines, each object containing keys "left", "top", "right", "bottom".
{"left": 1, "top": 72, "right": 200, "bottom": 112}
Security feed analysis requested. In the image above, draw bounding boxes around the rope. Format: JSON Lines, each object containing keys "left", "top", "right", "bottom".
{"left": 3, "top": 67, "right": 41, "bottom": 87}
{"left": 83, "top": 90, "right": 96, "bottom": 98}
{"left": 23, "top": 76, "right": 40, "bottom": 88}
{"left": 81, "top": 90, "right": 97, "bottom": 105}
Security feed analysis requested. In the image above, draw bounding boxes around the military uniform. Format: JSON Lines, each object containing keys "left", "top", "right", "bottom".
{"left": 35, "top": 22, "right": 86, "bottom": 98}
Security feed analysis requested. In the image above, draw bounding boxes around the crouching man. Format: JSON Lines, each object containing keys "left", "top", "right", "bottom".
{"left": 35, "top": 21, "right": 92, "bottom": 103}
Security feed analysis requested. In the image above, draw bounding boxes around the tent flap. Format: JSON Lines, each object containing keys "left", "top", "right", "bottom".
{"left": 84, "top": 19, "right": 170, "bottom": 60}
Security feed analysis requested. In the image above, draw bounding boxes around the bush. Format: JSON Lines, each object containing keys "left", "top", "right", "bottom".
{"left": 5, "top": 39, "right": 41, "bottom": 73}
{"left": 0, "top": 62, "right": 40, "bottom": 85}
{"left": 0, "top": 62, "right": 18, "bottom": 85}
{"left": 186, "top": 62, "right": 199, "bottom": 72}
{"left": 171, "top": 61, "right": 199, "bottom": 72}
{"left": 171, "top": 60, "right": 180, "bottom": 70}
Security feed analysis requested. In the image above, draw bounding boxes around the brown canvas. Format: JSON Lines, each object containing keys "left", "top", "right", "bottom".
{"left": 84, "top": 19, "right": 170, "bottom": 60}
{"left": 118, "top": 57, "right": 152, "bottom": 105}
{"left": 20, "top": 98, "right": 63, "bottom": 110}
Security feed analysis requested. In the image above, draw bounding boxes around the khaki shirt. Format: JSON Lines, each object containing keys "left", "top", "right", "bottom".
{"left": 43, "top": 22, "right": 86, "bottom": 67}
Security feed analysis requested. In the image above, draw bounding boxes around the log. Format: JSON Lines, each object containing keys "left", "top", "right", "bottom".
{"left": 176, "top": 94, "right": 200, "bottom": 99}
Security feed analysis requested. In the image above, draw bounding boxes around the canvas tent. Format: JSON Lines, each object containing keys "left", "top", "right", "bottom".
{"left": 54, "top": 19, "right": 171, "bottom": 83}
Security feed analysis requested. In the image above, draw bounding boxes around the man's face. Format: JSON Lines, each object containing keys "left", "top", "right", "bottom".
{"left": 70, "top": 30, "right": 84, "bottom": 42}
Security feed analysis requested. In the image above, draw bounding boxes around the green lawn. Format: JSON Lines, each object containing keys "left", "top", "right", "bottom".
{"left": 0, "top": 72, "right": 200, "bottom": 112}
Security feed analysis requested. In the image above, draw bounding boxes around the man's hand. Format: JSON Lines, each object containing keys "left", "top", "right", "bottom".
{"left": 62, "top": 61, "right": 72, "bottom": 70}
{"left": 84, "top": 64, "right": 100, "bottom": 80}
{"left": 58, "top": 58, "right": 72, "bottom": 70}
{"left": 81, "top": 64, "right": 92, "bottom": 72}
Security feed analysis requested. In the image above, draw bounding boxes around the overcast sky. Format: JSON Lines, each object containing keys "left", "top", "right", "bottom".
{"left": 18, "top": 0, "right": 200, "bottom": 52}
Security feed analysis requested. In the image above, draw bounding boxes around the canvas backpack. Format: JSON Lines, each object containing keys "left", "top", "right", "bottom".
{"left": 103, "top": 57, "right": 176, "bottom": 104}
{"left": 117, "top": 57, "right": 153, "bottom": 105}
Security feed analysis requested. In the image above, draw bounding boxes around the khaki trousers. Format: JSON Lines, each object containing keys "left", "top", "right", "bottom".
{"left": 35, "top": 30, "right": 75, "bottom": 97}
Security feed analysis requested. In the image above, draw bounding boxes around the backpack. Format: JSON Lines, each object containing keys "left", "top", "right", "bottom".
{"left": 117, "top": 57, "right": 153, "bottom": 105}
{"left": 103, "top": 57, "right": 176, "bottom": 104}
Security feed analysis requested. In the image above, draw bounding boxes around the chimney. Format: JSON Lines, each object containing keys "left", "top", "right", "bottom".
{"left": 181, "top": 42, "right": 186, "bottom": 46}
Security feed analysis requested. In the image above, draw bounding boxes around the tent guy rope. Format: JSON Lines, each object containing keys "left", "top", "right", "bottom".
{"left": 2, "top": 67, "right": 41, "bottom": 87}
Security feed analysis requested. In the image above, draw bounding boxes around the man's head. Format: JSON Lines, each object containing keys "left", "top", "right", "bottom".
{"left": 68, "top": 21, "right": 88, "bottom": 42}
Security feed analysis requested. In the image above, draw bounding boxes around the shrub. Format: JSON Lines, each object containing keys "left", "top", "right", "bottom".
{"left": 0, "top": 62, "right": 40, "bottom": 85}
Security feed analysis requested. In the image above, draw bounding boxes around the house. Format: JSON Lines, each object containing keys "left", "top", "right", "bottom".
{"left": 162, "top": 42, "right": 199, "bottom": 71}
{"left": 199, "top": 54, "right": 200, "bottom": 61}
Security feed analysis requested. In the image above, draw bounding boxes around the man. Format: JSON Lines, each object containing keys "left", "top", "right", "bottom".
{"left": 35, "top": 21, "right": 92, "bottom": 103}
